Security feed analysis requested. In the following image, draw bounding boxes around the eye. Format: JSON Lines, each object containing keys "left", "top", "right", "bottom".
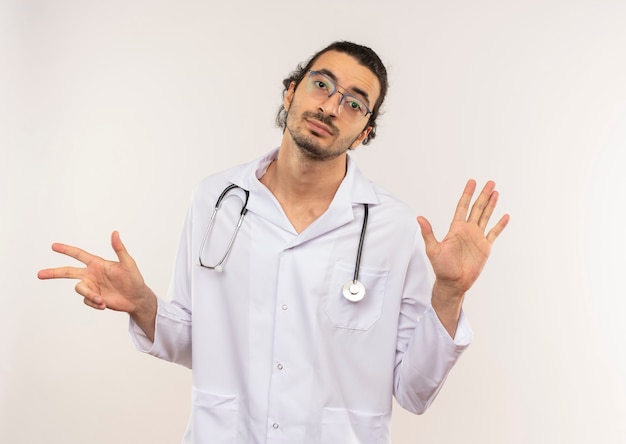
{"left": 308, "top": 72, "right": 335, "bottom": 96}
{"left": 344, "top": 98, "right": 364, "bottom": 113}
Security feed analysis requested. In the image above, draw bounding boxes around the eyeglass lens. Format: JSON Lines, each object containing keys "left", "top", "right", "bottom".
{"left": 306, "top": 71, "right": 370, "bottom": 122}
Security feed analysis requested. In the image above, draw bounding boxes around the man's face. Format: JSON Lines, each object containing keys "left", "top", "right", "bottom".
{"left": 283, "top": 50, "right": 381, "bottom": 161}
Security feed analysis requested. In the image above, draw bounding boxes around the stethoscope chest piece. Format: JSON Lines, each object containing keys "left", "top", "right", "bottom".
{"left": 342, "top": 280, "right": 365, "bottom": 302}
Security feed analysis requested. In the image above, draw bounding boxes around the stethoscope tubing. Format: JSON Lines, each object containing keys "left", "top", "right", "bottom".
{"left": 199, "top": 184, "right": 368, "bottom": 301}
{"left": 341, "top": 203, "right": 368, "bottom": 302}
{"left": 352, "top": 203, "right": 368, "bottom": 283}
{"left": 198, "top": 184, "right": 249, "bottom": 271}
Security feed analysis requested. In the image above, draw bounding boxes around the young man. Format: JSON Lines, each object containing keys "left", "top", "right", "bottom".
{"left": 39, "top": 41, "right": 509, "bottom": 443}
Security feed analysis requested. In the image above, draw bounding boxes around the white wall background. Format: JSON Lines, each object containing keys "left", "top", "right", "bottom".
{"left": 2, "top": 0, "right": 626, "bottom": 442}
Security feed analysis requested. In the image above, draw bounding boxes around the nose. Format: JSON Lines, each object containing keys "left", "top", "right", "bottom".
{"left": 318, "top": 91, "right": 343, "bottom": 117}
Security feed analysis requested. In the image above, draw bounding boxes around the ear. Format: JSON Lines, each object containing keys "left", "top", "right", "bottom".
{"left": 284, "top": 81, "right": 296, "bottom": 112}
{"left": 349, "top": 126, "right": 373, "bottom": 150}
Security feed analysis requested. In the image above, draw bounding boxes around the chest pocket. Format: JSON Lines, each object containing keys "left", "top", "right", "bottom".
{"left": 325, "top": 262, "right": 388, "bottom": 331}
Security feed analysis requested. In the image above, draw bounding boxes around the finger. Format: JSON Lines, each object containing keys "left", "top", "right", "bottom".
{"left": 417, "top": 216, "right": 438, "bottom": 250}
{"left": 50, "top": 242, "right": 97, "bottom": 265}
{"left": 37, "top": 266, "right": 86, "bottom": 280}
{"left": 452, "top": 179, "right": 477, "bottom": 222}
{"left": 111, "top": 231, "right": 134, "bottom": 265}
{"left": 486, "top": 214, "right": 510, "bottom": 243}
{"left": 467, "top": 181, "right": 496, "bottom": 225}
{"left": 83, "top": 297, "right": 106, "bottom": 310}
{"left": 476, "top": 190, "right": 499, "bottom": 231}
{"left": 75, "top": 281, "right": 105, "bottom": 309}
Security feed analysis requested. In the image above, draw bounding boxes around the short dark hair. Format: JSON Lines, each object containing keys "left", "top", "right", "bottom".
{"left": 275, "top": 41, "right": 388, "bottom": 145}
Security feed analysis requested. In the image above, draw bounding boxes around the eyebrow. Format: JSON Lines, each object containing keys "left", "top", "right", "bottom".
{"left": 317, "top": 68, "right": 371, "bottom": 106}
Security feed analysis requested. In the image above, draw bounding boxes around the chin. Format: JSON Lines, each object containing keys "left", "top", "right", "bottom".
{"left": 298, "top": 141, "right": 331, "bottom": 160}
{"left": 287, "top": 122, "right": 348, "bottom": 161}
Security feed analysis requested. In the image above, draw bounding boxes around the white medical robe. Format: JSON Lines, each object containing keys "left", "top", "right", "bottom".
{"left": 130, "top": 148, "right": 472, "bottom": 443}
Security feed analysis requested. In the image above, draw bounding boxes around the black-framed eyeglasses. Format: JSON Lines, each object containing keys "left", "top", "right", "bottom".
{"left": 305, "top": 70, "right": 372, "bottom": 123}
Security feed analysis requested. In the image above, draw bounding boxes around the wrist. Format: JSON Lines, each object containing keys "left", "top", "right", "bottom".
{"left": 431, "top": 280, "right": 465, "bottom": 338}
{"left": 129, "top": 286, "right": 157, "bottom": 342}
{"left": 432, "top": 280, "right": 465, "bottom": 304}
{"left": 130, "top": 285, "right": 157, "bottom": 319}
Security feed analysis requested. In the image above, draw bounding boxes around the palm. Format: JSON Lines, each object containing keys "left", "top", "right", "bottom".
{"left": 83, "top": 256, "right": 144, "bottom": 312}
{"left": 426, "top": 219, "right": 492, "bottom": 292}
{"left": 418, "top": 180, "right": 509, "bottom": 294}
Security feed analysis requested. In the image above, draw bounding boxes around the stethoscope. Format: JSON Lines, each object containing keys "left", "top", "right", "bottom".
{"left": 198, "top": 184, "right": 369, "bottom": 302}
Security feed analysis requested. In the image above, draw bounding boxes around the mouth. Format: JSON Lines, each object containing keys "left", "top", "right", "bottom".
{"left": 305, "top": 117, "right": 334, "bottom": 136}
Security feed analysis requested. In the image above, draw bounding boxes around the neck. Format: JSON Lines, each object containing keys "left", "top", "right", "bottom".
{"left": 260, "top": 140, "right": 348, "bottom": 232}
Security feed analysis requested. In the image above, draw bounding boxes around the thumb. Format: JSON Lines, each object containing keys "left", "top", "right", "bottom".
{"left": 110, "top": 231, "right": 133, "bottom": 264}
{"left": 417, "top": 216, "right": 437, "bottom": 250}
